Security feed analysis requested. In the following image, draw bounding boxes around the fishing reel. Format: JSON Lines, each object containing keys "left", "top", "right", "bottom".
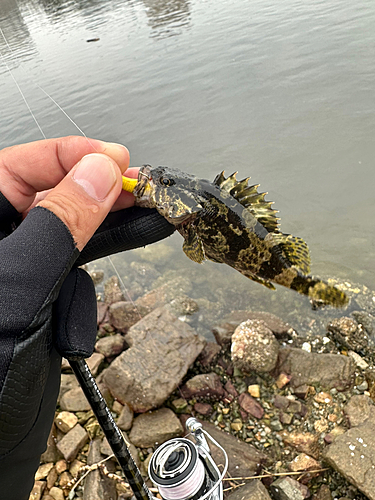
{"left": 148, "top": 418, "right": 228, "bottom": 500}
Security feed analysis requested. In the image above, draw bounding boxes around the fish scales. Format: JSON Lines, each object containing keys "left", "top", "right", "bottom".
{"left": 133, "top": 165, "right": 348, "bottom": 307}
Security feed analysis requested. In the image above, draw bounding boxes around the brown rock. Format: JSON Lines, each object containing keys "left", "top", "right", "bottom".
{"left": 35, "top": 463, "right": 54, "bottom": 481}
{"left": 312, "top": 484, "right": 332, "bottom": 500}
{"left": 129, "top": 408, "right": 183, "bottom": 448}
{"left": 198, "top": 342, "right": 221, "bottom": 366}
{"left": 49, "top": 487, "right": 65, "bottom": 500}
{"left": 108, "top": 301, "right": 148, "bottom": 332}
{"left": 104, "top": 275, "right": 125, "bottom": 304}
{"left": 289, "top": 453, "right": 321, "bottom": 472}
{"left": 97, "top": 301, "right": 108, "bottom": 325}
{"left": 327, "top": 316, "right": 370, "bottom": 354}
{"left": 46, "top": 466, "right": 58, "bottom": 490}
{"left": 238, "top": 393, "right": 264, "bottom": 419}
{"left": 281, "top": 431, "right": 320, "bottom": 459}
{"left": 225, "top": 380, "right": 239, "bottom": 398}
{"left": 194, "top": 402, "right": 213, "bottom": 416}
{"left": 226, "top": 479, "right": 272, "bottom": 500}
{"left": 181, "top": 373, "right": 225, "bottom": 400}
{"left": 56, "top": 424, "right": 89, "bottom": 462}
{"left": 117, "top": 403, "right": 134, "bottom": 431}
{"left": 95, "top": 333, "right": 127, "bottom": 358}
{"left": 29, "top": 481, "right": 46, "bottom": 500}
{"left": 40, "top": 424, "right": 61, "bottom": 464}
{"left": 270, "top": 476, "right": 310, "bottom": 499}
{"left": 274, "top": 347, "right": 355, "bottom": 390}
{"left": 86, "top": 352, "right": 105, "bottom": 376}
{"left": 55, "top": 411, "right": 78, "bottom": 434}
{"left": 344, "top": 394, "right": 375, "bottom": 427}
{"left": 59, "top": 387, "right": 91, "bottom": 412}
{"left": 84, "top": 438, "right": 118, "bottom": 500}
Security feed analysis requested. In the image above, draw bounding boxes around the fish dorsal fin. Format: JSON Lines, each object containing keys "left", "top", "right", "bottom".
{"left": 271, "top": 232, "right": 311, "bottom": 275}
{"left": 213, "top": 171, "right": 279, "bottom": 232}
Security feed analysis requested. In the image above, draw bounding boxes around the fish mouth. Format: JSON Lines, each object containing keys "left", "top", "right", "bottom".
{"left": 133, "top": 165, "right": 156, "bottom": 207}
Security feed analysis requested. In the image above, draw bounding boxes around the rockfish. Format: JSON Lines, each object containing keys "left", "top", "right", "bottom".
{"left": 127, "top": 165, "right": 347, "bottom": 307}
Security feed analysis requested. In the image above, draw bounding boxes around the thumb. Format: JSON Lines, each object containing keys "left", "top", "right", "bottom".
{"left": 38, "top": 153, "right": 125, "bottom": 251}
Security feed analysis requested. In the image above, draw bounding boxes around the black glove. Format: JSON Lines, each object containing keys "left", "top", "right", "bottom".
{"left": 0, "top": 194, "right": 174, "bottom": 499}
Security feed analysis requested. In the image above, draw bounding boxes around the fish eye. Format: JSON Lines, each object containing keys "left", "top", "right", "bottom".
{"left": 160, "top": 177, "right": 175, "bottom": 187}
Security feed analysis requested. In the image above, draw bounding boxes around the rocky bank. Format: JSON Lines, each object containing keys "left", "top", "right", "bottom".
{"left": 29, "top": 267, "right": 375, "bottom": 500}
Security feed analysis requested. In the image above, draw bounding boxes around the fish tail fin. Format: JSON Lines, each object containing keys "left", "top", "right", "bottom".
{"left": 291, "top": 275, "right": 348, "bottom": 308}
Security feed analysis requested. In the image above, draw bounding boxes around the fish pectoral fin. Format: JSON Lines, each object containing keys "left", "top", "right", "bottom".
{"left": 271, "top": 233, "right": 311, "bottom": 275}
{"left": 182, "top": 230, "right": 206, "bottom": 264}
{"left": 246, "top": 273, "right": 276, "bottom": 290}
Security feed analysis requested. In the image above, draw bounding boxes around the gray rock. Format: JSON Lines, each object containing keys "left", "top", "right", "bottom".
{"left": 226, "top": 479, "right": 272, "bottom": 500}
{"left": 344, "top": 395, "right": 375, "bottom": 427}
{"left": 231, "top": 319, "right": 279, "bottom": 373}
{"left": 270, "top": 476, "right": 309, "bottom": 499}
{"left": 352, "top": 310, "right": 375, "bottom": 338}
{"left": 129, "top": 408, "right": 183, "bottom": 448}
{"left": 103, "top": 306, "right": 205, "bottom": 412}
{"left": 57, "top": 424, "right": 88, "bottom": 462}
{"left": 59, "top": 387, "right": 91, "bottom": 412}
{"left": 117, "top": 403, "right": 134, "bottom": 431}
{"left": 212, "top": 310, "right": 294, "bottom": 346}
{"left": 83, "top": 438, "right": 117, "bottom": 500}
{"left": 327, "top": 316, "right": 370, "bottom": 354}
{"left": 274, "top": 347, "right": 355, "bottom": 390}
{"left": 198, "top": 421, "right": 268, "bottom": 478}
{"left": 168, "top": 295, "right": 199, "bottom": 316}
{"left": 108, "top": 301, "right": 148, "bottom": 332}
{"left": 95, "top": 333, "right": 127, "bottom": 358}
{"left": 181, "top": 373, "right": 225, "bottom": 400}
{"left": 324, "top": 416, "right": 375, "bottom": 500}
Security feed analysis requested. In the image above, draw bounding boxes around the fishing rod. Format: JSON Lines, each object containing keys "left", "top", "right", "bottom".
{"left": 68, "top": 357, "right": 228, "bottom": 500}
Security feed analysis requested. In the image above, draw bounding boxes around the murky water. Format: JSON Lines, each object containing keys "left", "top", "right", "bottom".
{"left": 1, "top": 0, "right": 375, "bottom": 330}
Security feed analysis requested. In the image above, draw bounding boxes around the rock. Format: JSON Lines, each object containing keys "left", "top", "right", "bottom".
{"left": 327, "top": 316, "right": 370, "bottom": 354}
{"left": 86, "top": 352, "right": 105, "bottom": 376}
{"left": 129, "top": 408, "right": 183, "bottom": 448}
{"left": 55, "top": 459, "right": 68, "bottom": 474}
{"left": 171, "top": 398, "right": 189, "bottom": 413}
{"left": 197, "top": 421, "right": 268, "bottom": 478}
{"left": 48, "top": 487, "right": 64, "bottom": 500}
{"left": 226, "top": 479, "right": 272, "bottom": 500}
{"left": 168, "top": 295, "right": 199, "bottom": 316}
{"left": 55, "top": 411, "right": 78, "bottom": 434}
{"left": 97, "top": 301, "right": 109, "bottom": 325}
{"left": 276, "top": 373, "right": 292, "bottom": 389}
{"left": 95, "top": 333, "right": 127, "bottom": 357}
{"left": 135, "top": 277, "right": 192, "bottom": 311}
{"left": 293, "top": 385, "right": 310, "bottom": 400}
{"left": 324, "top": 414, "right": 375, "bottom": 500}
{"left": 312, "top": 485, "right": 332, "bottom": 500}
{"left": 108, "top": 301, "right": 148, "bottom": 332}
{"left": 344, "top": 394, "right": 375, "bottom": 427}
{"left": 117, "top": 403, "right": 134, "bottom": 431}
{"left": 58, "top": 471, "right": 72, "bottom": 488}
{"left": 348, "top": 350, "right": 369, "bottom": 370}
{"left": 181, "top": 373, "right": 225, "bottom": 400}
{"left": 198, "top": 342, "right": 221, "bottom": 366}
{"left": 69, "top": 459, "right": 85, "bottom": 477}
{"left": 225, "top": 380, "right": 239, "bottom": 398}
{"left": 212, "top": 310, "right": 294, "bottom": 346}
{"left": 238, "top": 393, "right": 264, "bottom": 419}
{"left": 59, "top": 387, "right": 91, "bottom": 412}
{"left": 35, "top": 463, "right": 54, "bottom": 480}
{"left": 29, "top": 481, "right": 46, "bottom": 500}
{"left": 40, "top": 424, "right": 61, "bottom": 463}
{"left": 231, "top": 320, "right": 279, "bottom": 373}
{"left": 289, "top": 453, "right": 321, "bottom": 473}
{"left": 46, "top": 467, "right": 58, "bottom": 489}
{"left": 104, "top": 275, "right": 125, "bottom": 304}
{"left": 274, "top": 348, "right": 355, "bottom": 390}
{"left": 274, "top": 395, "right": 290, "bottom": 411}
{"left": 270, "top": 476, "right": 309, "bottom": 499}
{"left": 194, "top": 402, "right": 213, "bottom": 416}
{"left": 83, "top": 438, "right": 117, "bottom": 500}
{"left": 248, "top": 384, "right": 260, "bottom": 398}
{"left": 103, "top": 306, "right": 205, "bottom": 412}
{"left": 352, "top": 310, "right": 375, "bottom": 338}
{"left": 58, "top": 374, "right": 79, "bottom": 402}
{"left": 56, "top": 424, "right": 89, "bottom": 462}
{"left": 90, "top": 270, "right": 104, "bottom": 286}
{"left": 281, "top": 431, "right": 320, "bottom": 459}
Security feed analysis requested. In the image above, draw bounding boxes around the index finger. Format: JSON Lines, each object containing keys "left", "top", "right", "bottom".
{"left": 0, "top": 136, "right": 129, "bottom": 213}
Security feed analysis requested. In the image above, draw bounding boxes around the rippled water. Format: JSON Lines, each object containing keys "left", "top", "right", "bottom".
{"left": 1, "top": 0, "right": 375, "bottom": 328}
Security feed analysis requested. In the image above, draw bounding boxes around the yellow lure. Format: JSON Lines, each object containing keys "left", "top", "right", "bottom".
{"left": 122, "top": 176, "right": 138, "bottom": 193}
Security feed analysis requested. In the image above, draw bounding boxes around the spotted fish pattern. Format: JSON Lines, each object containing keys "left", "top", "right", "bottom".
{"left": 133, "top": 165, "right": 348, "bottom": 307}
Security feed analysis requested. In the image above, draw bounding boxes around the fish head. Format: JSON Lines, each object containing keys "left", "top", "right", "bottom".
{"left": 133, "top": 165, "right": 205, "bottom": 225}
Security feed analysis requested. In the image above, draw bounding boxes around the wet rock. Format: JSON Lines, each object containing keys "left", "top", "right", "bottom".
{"left": 198, "top": 342, "right": 221, "bottom": 367}
{"left": 238, "top": 393, "right": 264, "bottom": 419}
{"left": 103, "top": 306, "right": 205, "bottom": 412}
{"left": 198, "top": 421, "right": 268, "bottom": 477}
{"left": 83, "top": 438, "right": 117, "bottom": 500}
{"left": 327, "top": 316, "right": 371, "bottom": 354}
{"left": 352, "top": 310, "right": 375, "bottom": 338}
{"left": 226, "top": 479, "right": 272, "bottom": 500}
{"left": 212, "top": 310, "right": 294, "bottom": 346}
{"left": 86, "top": 352, "right": 105, "bottom": 376}
{"left": 324, "top": 412, "right": 375, "bottom": 500}
{"left": 90, "top": 269, "right": 104, "bottom": 286}
{"left": 135, "top": 277, "right": 192, "bottom": 311}
{"left": 55, "top": 411, "right": 78, "bottom": 434}
{"left": 274, "top": 347, "right": 355, "bottom": 390}
{"left": 129, "top": 260, "right": 160, "bottom": 285}
{"left": 129, "top": 408, "right": 183, "bottom": 448}
{"left": 194, "top": 402, "right": 213, "bottom": 416}
{"left": 344, "top": 394, "right": 375, "bottom": 427}
{"left": 56, "top": 424, "right": 89, "bottom": 462}
{"left": 95, "top": 333, "right": 127, "bottom": 358}
{"left": 59, "top": 387, "right": 91, "bottom": 412}
{"left": 117, "top": 403, "right": 134, "bottom": 431}
{"left": 104, "top": 275, "right": 125, "bottom": 304}
{"left": 168, "top": 295, "right": 199, "bottom": 316}
{"left": 270, "top": 476, "right": 309, "bottom": 499}
{"left": 108, "top": 301, "right": 148, "bottom": 332}
{"left": 181, "top": 373, "right": 225, "bottom": 400}
{"left": 231, "top": 320, "right": 279, "bottom": 373}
